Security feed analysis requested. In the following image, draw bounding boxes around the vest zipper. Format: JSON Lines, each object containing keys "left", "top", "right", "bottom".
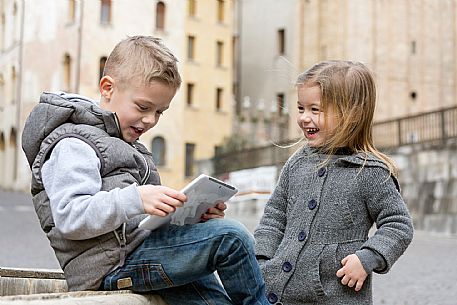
{"left": 132, "top": 142, "right": 151, "bottom": 185}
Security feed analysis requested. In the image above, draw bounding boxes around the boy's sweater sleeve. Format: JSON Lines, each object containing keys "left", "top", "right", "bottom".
{"left": 359, "top": 167, "right": 414, "bottom": 274}
{"left": 254, "top": 159, "right": 290, "bottom": 260}
{"left": 41, "top": 137, "right": 144, "bottom": 240}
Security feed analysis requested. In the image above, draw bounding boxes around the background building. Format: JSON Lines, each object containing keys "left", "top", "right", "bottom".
{"left": 236, "top": 0, "right": 457, "bottom": 145}
{"left": 0, "top": 0, "right": 234, "bottom": 190}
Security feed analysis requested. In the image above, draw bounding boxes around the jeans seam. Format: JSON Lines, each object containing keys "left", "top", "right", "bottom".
{"left": 190, "top": 281, "right": 213, "bottom": 305}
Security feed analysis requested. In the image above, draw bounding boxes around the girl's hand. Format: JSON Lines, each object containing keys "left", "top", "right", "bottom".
{"left": 200, "top": 201, "right": 227, "bottom": 222}
{"left": 336, "top": 254, "right": 368, "bottom": 292}
{"left": 137, "top": 185, "right": 187, "bottom": 217}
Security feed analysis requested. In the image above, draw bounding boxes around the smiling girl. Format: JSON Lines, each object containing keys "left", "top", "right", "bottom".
{"left": 254, "top": 60, "right": 414, "bottom": 305}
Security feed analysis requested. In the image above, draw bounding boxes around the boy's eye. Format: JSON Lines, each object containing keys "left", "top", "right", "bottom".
{"left": 138, "top": 105, "right": 148, "bottom": 111}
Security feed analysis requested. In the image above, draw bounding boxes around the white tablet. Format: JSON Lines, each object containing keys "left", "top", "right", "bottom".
{"left": 138, "top": 174, "right": 238, "bottom": 230}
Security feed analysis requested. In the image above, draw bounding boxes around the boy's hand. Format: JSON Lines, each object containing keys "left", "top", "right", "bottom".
{"left": 336, "top": 254, "right": 368, "bottom": 292}
{"left": 137, "top": 185, "right": 187, "bottom": 217}
{"left": 200, "top": 201, "right": 226, "bottom": 222}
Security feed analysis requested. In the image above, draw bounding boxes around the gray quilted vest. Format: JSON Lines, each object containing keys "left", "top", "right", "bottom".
{"left": 21, "top": 92, "right": 160, "bottom": 290}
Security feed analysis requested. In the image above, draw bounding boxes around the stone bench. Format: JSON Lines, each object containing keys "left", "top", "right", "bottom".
{"left": 0, "top": 267, "right": 167, "bottom": 305}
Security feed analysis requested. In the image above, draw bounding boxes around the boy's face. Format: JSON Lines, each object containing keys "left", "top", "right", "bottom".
{"left": 100, "top": 76, "right": 176, "bottom": 143}
{"left": 296, "top": 85, "right": 337, "bottom": 148}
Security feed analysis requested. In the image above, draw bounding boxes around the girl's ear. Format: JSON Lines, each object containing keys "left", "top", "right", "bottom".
{"left": 99, "top": 76, "right": 115, "bottom": 100}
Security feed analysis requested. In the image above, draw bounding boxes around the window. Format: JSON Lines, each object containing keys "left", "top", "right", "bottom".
{"left": 216, "top": 41, "right": 224, "bottom": 66}
{"left": 156, "top": 1, "right": 165, "bottom": 30}
{"left": 185, "top": 143, "right": 195, "bottom": 177}
{"left": 277, "top": 93, "right": 285, "bottom": 115}
{"left": 151, "top": 136, "right": 166, "bottom": 166}
{"left": 99, "top": 56, "right": 107, "bottom": 82}
{"left": 11, "top": 67, "right": 16, "bottom": 104}
{"left": 100, "top": 0, "right": 111, "bottom": 24}
{"left": 186, "top": 83, "right": 194, "bottom": 106}
{"left": 277, "top": 29, "right": 285, "bottom": 55}
{"left": 188, "top": 0, "right": 196, "bottom": 17}
{"left": 217, "top": 0, "right": 224, "bottom": 22}
{"left": 187, "top": 35, "right": 195, "bottom": 60}
{"left": 216, "top": 88, "right": 223, "bottom": 111}
{"left": 0, "top": 132, "right": 4, "bottom": 151}
{"left": 68, "top": 0, "right": 76, "bottom": 23}
{"left": 1, "top": 14, "right": 5, "bottom": 50}
{"left": 0, "top": 74, "right": 4, "bottom": 107}
{"left": 63, "top": 54, "right": 72, "bottom": 92}
{"left": 12, "top": 2, "right": 18, "bottom": 42}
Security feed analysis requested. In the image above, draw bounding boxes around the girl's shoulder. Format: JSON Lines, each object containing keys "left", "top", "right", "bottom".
{"left": 336, "top": 151, "right": 389, "bottom": 170}
{"left": 337, "top": 152, "right": 401, "bottom": 192}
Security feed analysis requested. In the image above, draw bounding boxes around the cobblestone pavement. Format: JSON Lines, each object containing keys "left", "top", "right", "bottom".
{"left": 1, "top": 189, "right": 456, "bottom": 304}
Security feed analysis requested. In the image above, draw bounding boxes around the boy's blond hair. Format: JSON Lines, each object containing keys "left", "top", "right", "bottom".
{"left": 296, "top": 60, "right": 397, "bottom": 176}
{"left": 103, "top": 36, "right": 181, "bottom": 90}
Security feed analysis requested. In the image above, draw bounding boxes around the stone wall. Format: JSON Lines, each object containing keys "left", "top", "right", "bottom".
{"left": 390, "top": 139, "right": 457, "bottom": 235}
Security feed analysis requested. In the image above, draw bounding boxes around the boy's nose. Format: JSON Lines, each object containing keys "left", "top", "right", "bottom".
{"left": 142, "top": 114, "right": 157, "bottom": 126}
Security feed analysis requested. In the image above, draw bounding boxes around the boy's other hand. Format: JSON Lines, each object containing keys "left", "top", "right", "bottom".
{"left": 200, "top": 201, "right": 227, "bottom": 222}
{"left": 137, "top": 185, "right": 187, "bottom": 217}
{"left": 336, "top": 254, "right": 368, "bottom": 292}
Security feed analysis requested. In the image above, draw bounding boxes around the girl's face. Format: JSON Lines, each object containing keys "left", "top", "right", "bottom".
{"left": 297, "top": 85, "right": 337, "bottom": 148}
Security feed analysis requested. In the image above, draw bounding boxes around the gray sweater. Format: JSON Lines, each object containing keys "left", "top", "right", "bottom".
{"left": 254, "top": 145, "right": 413, "bottom": 305}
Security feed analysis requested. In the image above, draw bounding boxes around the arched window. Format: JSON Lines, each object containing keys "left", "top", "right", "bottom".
{"left": 151, "top": 136, "right": 166, "bottom": 166}
{"left": 0, "top": 132, "right": 5, "bottom": 151}
{"left": 63, "top": 53, "right": 72, "bottom": 91}
{"left": 9, "top": 128, "right": 16, "bottom": 146}
{"left": 156, "top": 1, "right": 165, "bottom": 30}
{"left": 99, "top": 56, "right": 107, "bottom": 82}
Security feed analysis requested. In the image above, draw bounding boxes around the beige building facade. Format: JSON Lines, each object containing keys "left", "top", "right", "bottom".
{"left": 237, "top": 0, "right": 457, "bottom": 143}
{"left": 0, "top": 0, "right": 234, "bottom": 190}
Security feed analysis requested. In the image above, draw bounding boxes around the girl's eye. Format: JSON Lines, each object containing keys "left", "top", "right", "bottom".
{"left": 311, "top": 107, "right": 320, "bottom": 113}
{"left": 297, "top": 106, "right": 304, "bottom": 113}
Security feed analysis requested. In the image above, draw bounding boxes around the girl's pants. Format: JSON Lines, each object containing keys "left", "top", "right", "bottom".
{"left": 102, "top": 218, "right": 269, "bottom": 305}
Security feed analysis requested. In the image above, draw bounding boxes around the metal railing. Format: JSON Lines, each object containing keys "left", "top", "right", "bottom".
{"left": 213, "top": 106, "right": 457, "bottom": 174}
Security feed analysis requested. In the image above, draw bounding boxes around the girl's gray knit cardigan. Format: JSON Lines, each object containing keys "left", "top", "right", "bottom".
{"left": 254, "top": 145, "right": 413, "bottom": 305}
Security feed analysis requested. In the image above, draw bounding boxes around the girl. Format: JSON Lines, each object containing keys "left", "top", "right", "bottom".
{"left": 254, "top": 60, "right": 414, "bottom": 305}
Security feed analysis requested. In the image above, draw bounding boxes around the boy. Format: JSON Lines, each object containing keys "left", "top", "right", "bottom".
{"left": 22, "top": 36, "right": 269, "bottom": 305}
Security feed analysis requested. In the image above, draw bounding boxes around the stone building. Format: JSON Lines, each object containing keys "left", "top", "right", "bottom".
{"left": 236, "top": 0, "right": 457, "bottom": 145}
{"left": 0, "top": 0, "right": 234, "bottom": 190}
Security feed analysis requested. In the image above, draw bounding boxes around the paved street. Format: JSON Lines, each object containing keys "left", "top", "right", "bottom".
{"left": 1, "top": 189, "right": 456, "bottom": 304}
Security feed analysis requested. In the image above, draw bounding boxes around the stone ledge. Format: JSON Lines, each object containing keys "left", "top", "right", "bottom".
{"left": 0, "top": 290, "right": 167, "bottom": 305}
{"left": 0, "top": 267, "right": 167, "bottom": 304}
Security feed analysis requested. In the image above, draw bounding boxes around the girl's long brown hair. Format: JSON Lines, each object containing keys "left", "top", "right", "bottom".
{"left": 296, "top": 60, "right": 397, "bottom": 176}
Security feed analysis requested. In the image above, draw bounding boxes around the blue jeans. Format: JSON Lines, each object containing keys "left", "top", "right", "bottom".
{"left": 102, "top": 218, "right": 269, "bottom": 305}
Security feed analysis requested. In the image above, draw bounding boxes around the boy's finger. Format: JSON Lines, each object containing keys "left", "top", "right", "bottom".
{"left": 161, "top": 186, "right": 187, "bottom": 201}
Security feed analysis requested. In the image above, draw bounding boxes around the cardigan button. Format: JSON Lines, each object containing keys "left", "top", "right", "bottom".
{"left": 282, "top": 261, "right": 292, "bottom": 272}
{"left": 298, "top": 230, "right": 307, "bottom": 241}
{"left": 318, "top": 167, "right": 326, "bottom": 177}
{"left": 267, "top": 292, "right": 278, "bottom": 304}
{"left": 308, "top": 199, "right": 317, "bottom": 210}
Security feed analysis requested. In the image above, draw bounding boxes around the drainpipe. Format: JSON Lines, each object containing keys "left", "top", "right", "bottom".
{"left": 14, "top": 0, "right": 25, "bottom": 185}
{"left": 75, "top": 0, "right": 83, "bottom": 93}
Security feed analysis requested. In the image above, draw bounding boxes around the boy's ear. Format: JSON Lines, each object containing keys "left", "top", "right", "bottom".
{"left": 100, "top": 76, "right": 115, "bottom": 100}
